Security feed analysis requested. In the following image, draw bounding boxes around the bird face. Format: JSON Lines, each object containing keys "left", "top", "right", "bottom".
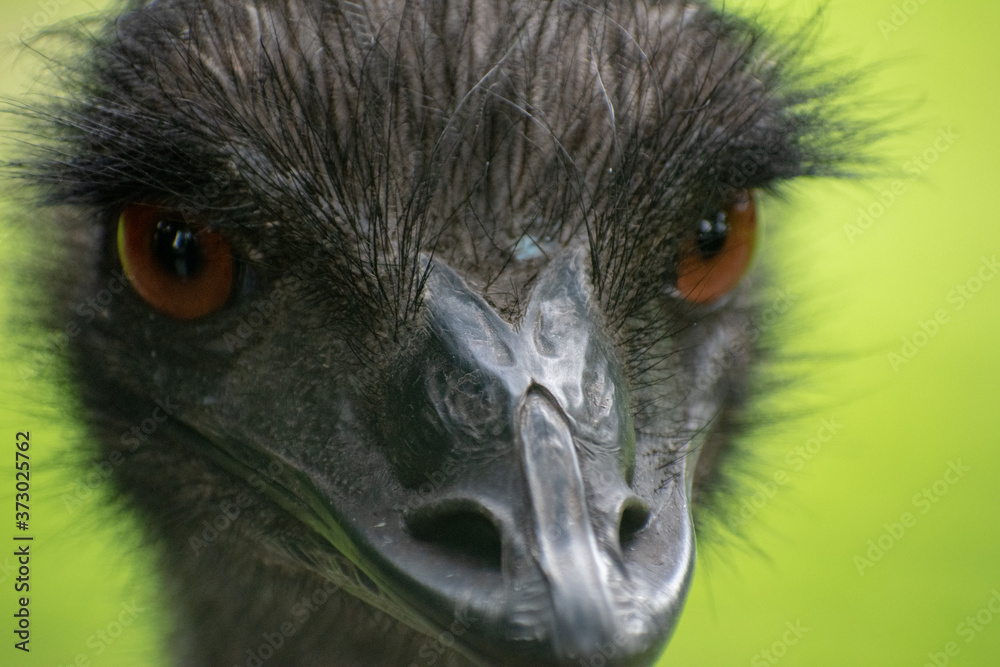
{"left": 25, "top": 0, "right": 851, "bottom": 664}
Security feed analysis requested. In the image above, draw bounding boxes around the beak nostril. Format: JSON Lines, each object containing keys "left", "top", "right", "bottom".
{"left": 407, "top": 505, "right": 503, "bottom": 571}
{"left": 618, "top": 500, "right": 651, "bottom": 549}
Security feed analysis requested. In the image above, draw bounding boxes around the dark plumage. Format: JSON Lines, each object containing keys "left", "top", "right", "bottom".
{"left": 12, "top": 0, "right": 861, "bottom": 664}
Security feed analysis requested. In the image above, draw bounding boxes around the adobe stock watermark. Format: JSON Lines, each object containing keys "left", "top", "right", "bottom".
{"left": 187, "top": 491, "right": 256, "bottom": 556}
{"left": 390, "top": 448, "right": 502, "bottom": 515}
{"left": 877, "top": 0, "right": 933, "bottom": 40}
{"left": 922, "top": 588, "right": 1000, "bottom": 667}
{"left": 407, "top": 607, "right": 479, "bottom": 667}
{"left": 853, "top": 459, "right": 969, "bottom": 576}
{"left": 53, "top": 599, "right": 145, "bottom": 667}
{"left": 220, "top": 246, "right": 326, "bottom": 353}
{"left": 0, "top": 556, "right": 16, "bottom": 586}
{"left": 694, "top": 288, "right": 799, "bottom": 393}
{"left": 18, "top": 269, "right": 130, "bottom": 381}
{"left": 5, "top": 0, "right": 77, "bottom": 47}
{"left": 573, "top": 631, "right": 646, "bottom": 667}
{"left": 749, "top": 620, "right": 809, "bottom": 667}
{"left": 234, "top": 580, "right": 341, "bottom": 667}
{"left": 733, "top": 417, "right": 843, "bottom": 527}
{"left": 843, "top": 127, "right": 958, "bottom": 243}
{"left": 887, "top": 255, "right": 998, "bottom": 371}
{"left": 60, "top": 396, "right": 180, "bottom": 514}
{"left": 189, "top": 456, "right": 292, "bottom": 556}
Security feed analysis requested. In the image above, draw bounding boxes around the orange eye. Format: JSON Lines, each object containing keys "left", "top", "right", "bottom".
{"left": 676, "top": 189, "right": 757, "bottom": 304}
{"left": 117, "top": 204, "right": 234, "bottom": 320}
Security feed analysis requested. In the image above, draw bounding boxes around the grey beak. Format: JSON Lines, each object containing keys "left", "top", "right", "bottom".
{"left": 371, "top": 251, "right": 696, "bottom": 665}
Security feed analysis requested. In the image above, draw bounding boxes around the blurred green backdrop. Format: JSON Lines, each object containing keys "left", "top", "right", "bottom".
{"left": 1, "top": 0, "right": 997, "bottom": 666}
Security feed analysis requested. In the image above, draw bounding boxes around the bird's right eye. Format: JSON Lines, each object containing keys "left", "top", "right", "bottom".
{"left": 117, "top": 203, "right": 234, "bottom": 320}
{"left": 675, "top": 189, "right": 758, "bottom": 304}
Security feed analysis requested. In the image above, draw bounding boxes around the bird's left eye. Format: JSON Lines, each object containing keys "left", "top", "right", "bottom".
{"left": 117, "top": 203, "right": 234, "bottom": 320}
{"left": 676, "top": 189, "right": 757, "bottom": 304}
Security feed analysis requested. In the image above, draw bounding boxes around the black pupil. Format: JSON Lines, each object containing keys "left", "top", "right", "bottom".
{"left": 696, "top": 211, "right": 728, "bottom": 259}
{"left": 152, "top": 219, "right": 204, "bottom": 280}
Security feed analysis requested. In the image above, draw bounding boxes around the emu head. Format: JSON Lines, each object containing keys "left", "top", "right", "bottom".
{"left": 23, "top": 0, "right": 850, "bottom": 664}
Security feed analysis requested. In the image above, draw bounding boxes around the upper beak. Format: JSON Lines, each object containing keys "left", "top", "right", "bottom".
{"left": 363, "top": 252, "right": 697, "bottom": 665}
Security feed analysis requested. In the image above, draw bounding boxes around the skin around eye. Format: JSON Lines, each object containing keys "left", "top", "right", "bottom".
{"left": 117, "top": 203, "right": 234, "bottom": 320}
{"left": 676, "top": 189, "right": 757, "bottom": 304}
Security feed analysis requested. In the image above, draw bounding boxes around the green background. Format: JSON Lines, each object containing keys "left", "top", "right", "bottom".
{"left": 1, "top": 1, "right": 997, "bottom": 665}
